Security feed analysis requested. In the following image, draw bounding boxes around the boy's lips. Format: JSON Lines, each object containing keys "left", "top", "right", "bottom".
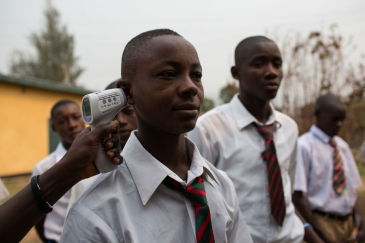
{"left": 173, "top": 103, "right": 200, "bottom": 117}
{"left": 263, "top": 82, "right": 279, "bottom": 91}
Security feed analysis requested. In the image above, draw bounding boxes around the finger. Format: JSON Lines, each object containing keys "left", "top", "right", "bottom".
{"left": 104, "top": 134, "right": 120, "bottom": 150}
{"left": 113, "top": 155, "right": 123, "bottom": 165}
{"left": 92, "top": 120, "right": 120, "bottom": 140}
{"left": 105, "top": 149, "right": 121, "bottom": 159}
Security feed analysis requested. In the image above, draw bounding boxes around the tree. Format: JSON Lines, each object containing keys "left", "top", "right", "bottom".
{"left": 219, "top": 81, "right": 239, "bottom": 103}
{"left": 10, "top": 2, "right": 83, "bottom": 85}
{"left": 201, "top": 98, "right": 215, "bottom": 113}
{"left": 271, "top": 24, "right": 365, "bottom": 146}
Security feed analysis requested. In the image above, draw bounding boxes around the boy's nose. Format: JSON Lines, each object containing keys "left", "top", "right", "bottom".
{"left": 179, "top": 76, "right": 198, "bottom": 97}
{"left": 264, "top": 64, "right": 278, "bottom": 79}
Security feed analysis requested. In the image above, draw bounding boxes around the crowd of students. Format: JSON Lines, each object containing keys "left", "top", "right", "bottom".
{"left": 0, "top": 29, "right": 364, "bottom": 243}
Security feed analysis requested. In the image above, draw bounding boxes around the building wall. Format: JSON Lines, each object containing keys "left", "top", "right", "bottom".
{"left": 0, "top": 82, "right": 84, "bottom": 176}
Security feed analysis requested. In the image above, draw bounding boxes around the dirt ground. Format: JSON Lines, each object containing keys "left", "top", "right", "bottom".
{"left": 1, "top": 174, "right": 365, "bottom": 243}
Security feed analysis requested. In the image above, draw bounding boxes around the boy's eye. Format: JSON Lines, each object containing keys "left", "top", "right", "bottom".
{"left": 274, "top": 61, "right": 282, "bottom": 68}
{"left": 191, "top": 72, "right": 202, "bottom": 80}
{"left": 161, "top": 71, "right": 176, "bottom": 78}
{"left": 254, "top": 62, "right": 263, "bottom": 68}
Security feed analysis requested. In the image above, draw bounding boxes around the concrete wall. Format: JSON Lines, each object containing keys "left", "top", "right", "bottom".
{"left": 0, "top": 82, "right": 84, "bottom": 176}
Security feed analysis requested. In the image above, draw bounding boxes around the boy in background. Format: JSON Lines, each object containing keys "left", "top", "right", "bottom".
{"left": 189, "top": 36, "right": 305, "bottom": 242}
{"left": 293, "top": 94, "right": 364, "bottom": 243}
{"left": 32, "top": 100, "right": 84, "bottom": 243}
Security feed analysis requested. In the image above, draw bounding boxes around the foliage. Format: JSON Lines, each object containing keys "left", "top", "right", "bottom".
{"left": 10, "top": 2, "right": 83, "bottom": 85}
{"left": 219, "top": 82, "right": 239, "bottom": 103}
{"left": 270, "top": 24, "right": 365, "bottom": 146}
{"left": 201, "top": 98, "right": 215, "bottom": 113}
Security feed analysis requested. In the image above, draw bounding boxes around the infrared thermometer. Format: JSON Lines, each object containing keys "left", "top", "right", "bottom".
{"left": 81, "top": 88, "right": 127, "bottom": 173}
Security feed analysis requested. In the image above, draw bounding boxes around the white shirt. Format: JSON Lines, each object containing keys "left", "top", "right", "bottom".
{"left": 66, "top": 175, "right": 97, "bottom": 213}
{"left": 293, "top": 125, "right": 363, "bottom": 215}
{"left": 188, "top": 94, "right": 304, "bottom": 243}
{"left": 60, "top": 132, "right": 253, "bottom": 243}
{"left": 0, "top": 177, "right": 9, "bottom": 201}
{"left": 31, "top": 142, "right": 69, "bottom": 242}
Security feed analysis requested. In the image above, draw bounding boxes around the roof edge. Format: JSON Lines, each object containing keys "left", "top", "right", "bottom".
{"left": 0, "top": 74, "right": 94, "bottom": 95}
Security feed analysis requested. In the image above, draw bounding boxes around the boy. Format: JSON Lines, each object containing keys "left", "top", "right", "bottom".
{"left": 32, "top": 100, "right": 84, "bottom": 243}
{"left": 188, "top": 36, "right": 305, "bottom": 242}
{"left": 60, "top": 29, "right": 252, "bottom": 242}
{"left": 293, "top": 94, "right": 364, "bottom": 242}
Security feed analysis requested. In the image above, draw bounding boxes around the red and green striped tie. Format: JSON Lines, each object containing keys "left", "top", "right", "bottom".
{"left": 255, "top": 124, "right": 286, "bottom": 227}
{"left": 163, "top": 176, "right": 215, "bottom": 243}
{"left": 329, "top": 140, "right": 346, "bottom": 195}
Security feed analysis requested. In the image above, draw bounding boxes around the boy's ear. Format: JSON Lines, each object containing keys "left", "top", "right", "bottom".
{"left": 231, "top": 66, "right": 240, "bottom": 80}
{"left": 51, "top": 122, "right": 56, "bottom": 132}
{"left": 117, "top": 79, "right": 134, "bottom": 105}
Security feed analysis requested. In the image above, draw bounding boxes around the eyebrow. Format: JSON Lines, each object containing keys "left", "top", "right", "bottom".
{"left": 157, "top": 60, "right": 202, "bottom": 69}
{"left": 250, "top": 54, "right": 282, "bottom": 61}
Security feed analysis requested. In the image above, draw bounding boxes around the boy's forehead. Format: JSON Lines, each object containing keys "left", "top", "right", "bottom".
{"left": 238, "top": 41, "right": 281, "bottom": 62}
{"left": 139, "top": 35, "right": 199, "bottom": 64}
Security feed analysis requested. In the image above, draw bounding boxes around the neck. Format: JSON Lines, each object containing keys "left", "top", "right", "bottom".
{"left": 62, "top": 141, "right": 71, "bottom": 150}
{"left": 239, "top": 92, "right": 271, "bottom": 124}
{"left": 136, "top": 123, "right": 191, "bottom": 181}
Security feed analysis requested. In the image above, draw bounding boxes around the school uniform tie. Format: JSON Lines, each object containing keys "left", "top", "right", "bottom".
{"left": 255, "top": 123, "right": 286, "bottom": 227}
{"left": 329, "top": 140, "right": 346, "bottom": 195}
{"left": 163, "top": 176, "right": 215, "bottom": 243}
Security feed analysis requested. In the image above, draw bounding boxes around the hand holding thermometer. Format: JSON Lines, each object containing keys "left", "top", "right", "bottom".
{"left": 81, "top": 88, "right": 127, "bottom": 173}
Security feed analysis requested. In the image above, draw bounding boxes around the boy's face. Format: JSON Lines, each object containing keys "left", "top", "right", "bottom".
{"left": 125, "top": 35, "right": 203, "bottom": 135}
{"left": 232, "top": 41, "right": 283, "bottom": 101}
{"left": 52, "top": 103, "right": 85, "bottom": 147}
{"left": 115, "top": 105, "right": 137, "bottom": 149}
{"left": 316, "top": 104, "right": 347, "bottom": 137}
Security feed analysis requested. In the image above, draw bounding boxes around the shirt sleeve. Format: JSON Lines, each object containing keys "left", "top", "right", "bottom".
{"left": 293, "top": 138, "right": 311, "bottom": 194}
{"left": 227, "top": 204, "right": 253, "bottom": 243}
{"left": 289, "top": 142, "right": 297, "bottom": 193}
{"left": 343, "top": 143, "right": 363, "bottom": 189}
{"left": 188, "top": 122, "right": 218, "bottom": 166}
{"left": 60, "top": 202, "right": 120, "bottom": 243}
{"left": 216, "top": 170, "right": 253, "bottom": 243}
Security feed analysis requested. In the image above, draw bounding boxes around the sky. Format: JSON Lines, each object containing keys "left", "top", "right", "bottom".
{"left": 1, "top": 0, "right": 365, "bottom": 104}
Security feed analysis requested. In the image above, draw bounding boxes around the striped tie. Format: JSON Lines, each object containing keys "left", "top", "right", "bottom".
{"left": 163, "top": 176, "right": 215, "bottom": 243}
{"left": 329, "top": 140, "right": 346, "bottom": 195}
{"left": 255, "top": 124, "right": 286, "bottom": 227}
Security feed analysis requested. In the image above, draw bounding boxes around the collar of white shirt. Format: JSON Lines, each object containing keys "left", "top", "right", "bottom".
{"left": 230, "top": 94, "right": 281, "bottom": 130}
{"left": 122, "top": 132, "right": 220, "bottom": 206}
{"left": 310, "top": 125, "right": 331, "bottom": 144}
{"left": 54, "top": 142, "right": 67, "bottom": 162}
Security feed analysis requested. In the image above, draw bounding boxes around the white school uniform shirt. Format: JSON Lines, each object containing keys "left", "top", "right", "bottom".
{"left": 293, "top": 125, "right": 363, "bottom": 215}
{"left": 188, "top": 94, "right": 304, "bottom": 243}
{"left": 60, "top": 132, "right": 253, "bottom": 243}
{"left": 31, "top": 142, "right": 69, "bottom": 242}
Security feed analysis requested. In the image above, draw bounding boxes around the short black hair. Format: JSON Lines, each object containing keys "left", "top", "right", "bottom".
{"left": 50, "top": 99, "right": 79, "bottom": 119}
{"left": 315, "top": 93, "right": 345, "bottom": 113}
{"left": 121, "top": 29, "right": 181, "bottom": 79}
{"left": 104, "top": 80, "right": 119, "bottom": 90}
{"left": 234, "top": 36, "right": 275, "bottom": 66}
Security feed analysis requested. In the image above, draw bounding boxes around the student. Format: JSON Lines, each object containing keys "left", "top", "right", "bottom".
{"left": 293, "top": 94, "right": 365, "bottom": 242}
{"left": 60, "top": 29, "right": 252, "bottom": 243}
{"left": 67, "top": 80, "right": 138, "bottom": 210}
{"left": 0, "top": 120, "right": 121, "bottom": 243}
{"left": 188, "top": 36, "right": 306, "bottom": 242}
{"left": 31, "top": 100, "right": 85, "bottom": 243}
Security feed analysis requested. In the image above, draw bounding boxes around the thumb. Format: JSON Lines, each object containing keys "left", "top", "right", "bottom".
{"left": 92, "top": 120, "right": 120, "bottom": 140}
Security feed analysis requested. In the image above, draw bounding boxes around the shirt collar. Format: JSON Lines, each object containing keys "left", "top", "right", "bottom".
{"left": 55, "top": 142, "right": 67, "bottom": 162}
{"left": 121, "top": 132, "right": 219, "bottom": 205}
{"left": 310, "top": 125, "right": 331, "bottom": 143}
{"left": 230, "top": 94, "right": 280, "bottom": 130}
